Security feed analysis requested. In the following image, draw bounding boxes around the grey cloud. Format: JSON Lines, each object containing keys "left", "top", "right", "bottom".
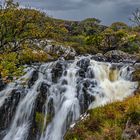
{"left": 16, "top": 0, "right": 87, "bottom": 11}
{"left": 15, "top": 0, "right": 140, "bottom": 25}
{"left": 16, "top": 0, "right": 140, "bottom": 11}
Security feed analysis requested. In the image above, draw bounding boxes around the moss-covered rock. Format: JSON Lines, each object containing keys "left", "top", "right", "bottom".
{"left": 132, "top": 69, "right": 140, "bottom": 82}
{"left": 35, "top": 112, "right": 53, "bottom": 133}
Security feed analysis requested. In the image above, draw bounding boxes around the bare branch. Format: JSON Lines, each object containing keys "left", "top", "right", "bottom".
{"left": 130, "top": 8, "right": 140, "bottom": 26}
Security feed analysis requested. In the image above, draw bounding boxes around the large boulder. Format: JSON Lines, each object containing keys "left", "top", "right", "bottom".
{"left": 36, "top": 82, "right": 50, "bottom": 112}
{"left": 77, "top": 58, "right": 90, "bottom": 70}
{"left": 44, "top": 45, "right": 76, "bottom": 59}
{"left": 51, "top": 60, "right": 67, "bottom": 83}
{"left": 104, "top": 50, "right": 139, "bottom": 63}
{"left": 28, "top": 70, "right": 39, "bottom": 88}
{"left": 76, "top": 58, "right": 91, "bottom": 78}
{"left": 91, "top": 53, "right": 107, "bottom": 62}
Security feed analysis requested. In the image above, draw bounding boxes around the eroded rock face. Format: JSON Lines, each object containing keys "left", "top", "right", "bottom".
{"left": 0, "top": 89, "right": 20, "bottom": 138}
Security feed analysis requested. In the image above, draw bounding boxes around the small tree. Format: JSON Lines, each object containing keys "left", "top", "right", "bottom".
{"left": 0, "top": 0, "right": 19, "bottom": 9}
{"left": 130, "top": 8, "right": 140, "bottom": 26}
{"left": 0, "top": 0, "right": 49, "bottom": 52}
{"left": 110, "top": 22, "right": 128, "bottom": 31}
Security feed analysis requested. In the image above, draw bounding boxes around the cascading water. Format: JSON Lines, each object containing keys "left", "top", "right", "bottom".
{"left": 0, "top": 56, "right": 138, "bottom": 140}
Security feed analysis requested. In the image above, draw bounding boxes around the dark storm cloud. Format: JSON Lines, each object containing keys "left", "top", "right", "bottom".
{"left": 16, "top": 0, "right": 87, "bottom": 11}
{"left": 15, "top": 0, "right": 140, "bottom": 25}
{"left": 15, "top": 0, "right": 140, "bottom": 11}
{"left": 15, "top": 0, "right": 120, "bottom": 11}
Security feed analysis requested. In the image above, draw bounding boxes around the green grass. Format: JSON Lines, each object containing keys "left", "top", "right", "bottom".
{"left": 65, "top": 94, "right": 140, "bottom": 140}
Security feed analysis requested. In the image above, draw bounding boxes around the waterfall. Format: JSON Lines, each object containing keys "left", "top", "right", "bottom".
{"left": 0, "top": 56, "right": 138, "bottom": 140}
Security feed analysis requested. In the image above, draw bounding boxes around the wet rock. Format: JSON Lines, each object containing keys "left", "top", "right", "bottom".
{"left": 63, "top": 70, "right": 67, "bottom": 76}
{"left": 51, "top": 61, "right": 67, "bottom": 83}
{"left": 82, "top": 80, "right": 96, "bottom": 112}
{"left": 36, "top": 82, "right": 49, "bottom": 112}
{"left": 0, "top": 79, "right": 5, "bottom": 92}
{"left": 27, "top": 82, "right": 50, "bottom": 140}
{"left": 86, "top": 67, "right": 95, "bottom": 78}
{"left": 76, "top": 58, "right": 91, "bottom": 78}
{"left": 66, "top": 111, "right": 74, "bottom": 131}
{"left": 83, "top": 79, "right": 97, "bottom": 89}
{"left": 0, "top": 89, "right": 20, "bottom": 135}
{"left": 40, "top": 82, "right": 50, "bottom": 95}
{"left": 0, "top": 75, "right": 6, "bottom": 91}
{"left": 61, "top": 79, "right": 68, "bottom": 85}
{"left": 47, "top": 98, "right": 55, "bottom": 119}
{"left": 78, "top": 93, "right": 95, "bottom": 114}
{"left": 58, "top": 86, "right": 67, "bottom": 95}
{"left": 91, "top": 53, "right": 107, "bottom": 62}
{"left": 77, "top": 79, "right": 96, "bottom": 113}
{"left": 77, "top": 69, "right": 86, "bottom": 78}
{"left": 28, "top": 70, "right": 39, "bottom": 88}
{"left": 77, "top": 58, "right": 90, "bottom": 70}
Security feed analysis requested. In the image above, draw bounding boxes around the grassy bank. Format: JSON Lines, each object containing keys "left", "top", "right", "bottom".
{"left": 65, "top": 93, "right": 140, "bottom": 140}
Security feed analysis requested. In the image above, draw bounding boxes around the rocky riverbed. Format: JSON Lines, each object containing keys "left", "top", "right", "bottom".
{"left": 0, "top": 54, "right": 139, "bottom": 140}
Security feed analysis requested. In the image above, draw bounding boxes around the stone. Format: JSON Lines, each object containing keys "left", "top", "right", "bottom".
{"left": 36, "top": 82, "right": 49, "bottom": 112}
{"left": 91, "top": 53, "right": 107, "bottom": 62}
{"left": 51, "top": 61, "right": 67, "bottom": 83}
{"left": 77, "top": 58, "right": 90, "bottom": 70}
{"left": 28, "top": 70, "right": 39, "bottom": 88}
{"left": 44, "top": 44, "right": 76, "bottom": 60}
{"left": 0, "top": 75, "right": 5, "bottom": 91}
{"left": 77, "top": 79, "right": 96, "bottom": 113}
{"left": 122, "top": 119, "right": 140, "bottom": 140}
{"left": 0, "top": 89, "right": 21, "bottom": 137}
{"left": 104, "top": 50, "right": 139, "bottom": 63}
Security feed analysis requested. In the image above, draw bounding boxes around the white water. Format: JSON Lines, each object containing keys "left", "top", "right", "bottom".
{"left": 3, "top": 68, "right": 42, "bottom": 140}
{"left": 40, "top": 64, "right": 80, "bottom": 140}
{"left": 0, "top": 68, "right": 34, "bottom": 108}
{"left": 0, "top": 56, "right": 138, "bottom": 140}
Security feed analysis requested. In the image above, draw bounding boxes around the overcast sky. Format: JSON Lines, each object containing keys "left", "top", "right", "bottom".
{"left": 14, "top": 0, "right": 140, "bottom": 25}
